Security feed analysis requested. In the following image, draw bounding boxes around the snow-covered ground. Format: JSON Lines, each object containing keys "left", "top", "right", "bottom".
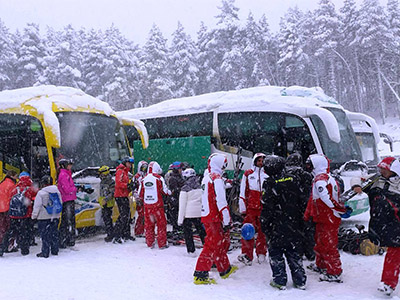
{"left": 1, "top": 226, "right": 397, "bottom": 300}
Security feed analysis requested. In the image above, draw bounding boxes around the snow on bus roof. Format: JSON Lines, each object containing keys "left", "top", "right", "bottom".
{"left": 0, "top": 85, "right": 115, "bottom": 146}
{"left": 118, "top": 85, "right": 342, "bottom": 119}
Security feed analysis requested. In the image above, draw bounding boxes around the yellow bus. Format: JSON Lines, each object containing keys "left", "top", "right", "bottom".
{"left": 0, "top": 85, "right": 148, "bottom": 228}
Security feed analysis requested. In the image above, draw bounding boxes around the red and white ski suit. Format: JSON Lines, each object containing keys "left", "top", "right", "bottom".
{"left": 133, "top": 161, "right": 147, "bottom": 236}
{"left": 304, "top": 154, "right": 345, "bottom": 276}
{"left": 238, "top": 154, "right": 268, "bottom": 260}
{"left": 195, "top": 154, "right": 232, "bottom": 275}
{"left": 139, "top": 161, "right": 171, "bottom": 248}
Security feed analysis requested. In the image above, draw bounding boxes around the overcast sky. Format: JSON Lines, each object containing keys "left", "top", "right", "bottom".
{"left": 0, "top": 0, "right": 369, "bottom": 44}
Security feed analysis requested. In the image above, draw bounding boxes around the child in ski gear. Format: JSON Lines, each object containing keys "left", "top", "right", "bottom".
{"left": 58, "top": 158, "right": 77, "bottom": 248}
{"left": 193, "top": 153, "right": 238, "bottom": 284}
{"left": 178, "top": 168, "right": 206, "bottom": 254}
{"left": 133, "top": 161, "right": 148, "bottom": 237}
{"left": 98, "top": 165, "right": 115, "bottom": 242}
{"left": 139, "top": 161, "right": 171, "bottom": 249}
{"left": 114, "top": 156, "right": 135, "bottom": 243}
{"left": 260, "top": 155, "right": 307, "bottom": 290}
{"left": 367, "top": 157, "right": 400, "bottom": 296}
{"left": 167, "top": 161, "right": 185, "bottom": 232}
{"left": 0, "top": 170, "right": 17, "bottom": 250}
{"left": 32, "top": 175, "right": 62, "bottom": 257}
{"left": 1, "top": 172, "right": 37, "bottom": 256}
{"left": 238, "top": 153, "right": 268, "bottom": 265}
{"left": 304, "top": 154, "right": 346, "bottom": 283}
{"left": 285, "top": 153, "right": 315, "bottom": 260}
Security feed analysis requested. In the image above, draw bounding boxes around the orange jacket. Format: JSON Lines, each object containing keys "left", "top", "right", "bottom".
{"left": 0, "top": 177, "right": 17, "bottom": 213}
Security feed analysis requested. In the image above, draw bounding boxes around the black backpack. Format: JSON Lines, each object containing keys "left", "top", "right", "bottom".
{"left": 9, "top": 187, "right": 29, "bottom": 217}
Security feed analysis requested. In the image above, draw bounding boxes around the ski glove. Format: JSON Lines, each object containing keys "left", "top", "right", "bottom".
{"left": 340, "top": 206, "right": 353, "bottom": 219}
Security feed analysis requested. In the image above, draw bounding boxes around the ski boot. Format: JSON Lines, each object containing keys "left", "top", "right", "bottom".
{"left": 307, "top": 263, "right": 325, "bottom": 274}
{"left": 270, "top": 280, "right": 287, "bottom": 290}
{"left": 377, "top": 282, "right": 394, "bottom": 296}
{"left": 220, "top": 265, "right": 238, "bottom": 279}
{"left": 193, "top": 271, "right": 216, "bottom": 285}
{"left": 293, "top": 283, "right": 306, "bottom": 290}
{"left": 319, "top": 273, "right": 343, "bottom": 283}
{"left": 237, "top": 254, "right": 252, "bottom": 266}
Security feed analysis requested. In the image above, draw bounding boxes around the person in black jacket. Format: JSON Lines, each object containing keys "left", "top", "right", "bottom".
{"left": 261, "top": 155, "right": 307, "bottom": 290}
{"left": 368, "top": 157, "right": 400, "bottom": 296}
{"left": 285, "top": 153, "right": 314, "bottom": 260}
{"left": 167, "top": 161, "right": 185, "bottom": 233}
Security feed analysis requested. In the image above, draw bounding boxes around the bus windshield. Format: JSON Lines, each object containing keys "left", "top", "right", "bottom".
{"left": 355, "top": 132, "right": 379, "bottom": 165}
{"left": 0, "top": 114, "right": 49, "bottom": 180}
{"left": 56, "top": 112, "right": 130, "bottom": 171}
{"left": 311, "top": 108, "right": 362, "bottom": 168}
{"left": 218, "top": 112, "right": 316, "bottom": 160}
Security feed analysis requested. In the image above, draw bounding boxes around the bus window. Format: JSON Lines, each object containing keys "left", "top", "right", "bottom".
{"left": 310, "top": 109, "right": 362, "bottom": 168}
{"left": 218, "top": 112, "right": 315, "bottom": 159}
{"left": 144, "top": 112, "right": 213, "bottom": 139}
{"left": 0, "top": 114, "right": 49, "bottom": 180}
{"left": 56, "top": 112, "right": 130, "bottom": 170}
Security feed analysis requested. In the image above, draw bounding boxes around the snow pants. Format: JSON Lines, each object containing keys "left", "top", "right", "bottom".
{"left": 241, "top": 209, "right": 267, "bottom": 260}
{"left": 59, "top": 200, "right": 76, "bottom": 247}
{"left": 101, "top": 206, "right": 113, "bottom": 238}
{"left": 144, "top": 206, "right": 167, "bottom": 248}
{"left": 2, "top": 218, "right": 30, "bottom": 255}
{"left": 183, "top": 217, "right": 206, "bottom": 253}
{"left": 381, "top": 247, "right": 400, "bottom": 290}
{"left": 314, "top": 221, "right": 342, "bottom": 276}
{"left": 0, "top": 212, "right": 10, "bottom": 244}
{"left": 268, "top": 242, "right": 306, "bottom": 286}
{"left": 195, "top": 222, "right": 231, "bottom": 274}
{"left": 134, "top": 201, "right": 145, "bottom": 236}
{"left": 114, "top": 197, "right": 131, "bottom": 240}
{"left": 38, "top": 219, "right": 59, "bottom": 256}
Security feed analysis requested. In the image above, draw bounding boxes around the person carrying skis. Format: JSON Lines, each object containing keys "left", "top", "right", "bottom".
{"left": 261, "top": 155, "right": 307, "bottom": 290}
{"left": 193, "top": 153, "right": 238, "bottom": 284}
{"left": 285, "top": 153, "right": 314, "bottom": 260}
{"left": 304, "top": 154, "right": 346, "bottom": 283}
{"left": 237, "top": 153, "right": 268, "bottom": 265}
{"left": 139, "top": 161, "right": 171, "bottom": 249}
{"left": 98, "top": 165, "right": 115, "bottom": 242}
{"left": 178, "top": 168, "right": 206, "bottom": 255}
{"left": 114, "top": 156, "right": 135, "bottom": 243}
{"left": 58, "top": 158, "right": 77, "bottom": 248}
{"left": 367, "top": 157, "right": 400, "bottom": 296}
{"left": 133, "top": 160, "right": 148, "bottom": 237}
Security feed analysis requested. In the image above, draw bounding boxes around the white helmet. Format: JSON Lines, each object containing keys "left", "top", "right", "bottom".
{"left": 182, "top": 168, "right": 196, "bottom": 179}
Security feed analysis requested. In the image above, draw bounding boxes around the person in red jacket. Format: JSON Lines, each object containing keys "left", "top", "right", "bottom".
{"left": 133, "top": 160, "right": 148, "bottom": 237}
{"left": 193, "top": 153, "right": 238, "bottom": 285}
{"left": 139, "top": 161, "right": 171, "bottom": 249}
{"left": 304, "top": 154, "right": 346, "bottom": 283}
{"left": 1, "top": 171, "right": 37, "bottom": 256}
{"left": 0, "top": 170, "right": 18, "bottom": 248}
{"left": 114, "top": 156, "right": 135, "bottom": 243}
{"left": 238, "top": 153, "right": 268, "bottom": 265}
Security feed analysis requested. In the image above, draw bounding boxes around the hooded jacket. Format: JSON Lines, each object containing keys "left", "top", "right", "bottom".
{"left": 31, "top": 185, "right": 62, "bottom": 220}
{"left": 10, "top": 176, "right": 38, "bottom": 219}
{"left": 0, "top": 177, "right": 17, "bottom": 213}
{"left": 178, "top": 176, "right": 202, "bottom": 224}
{"left": 139, "top": 161, "right": 171, "bottom": 208}
{"left": 304, "top": 154, "right": 345, "bottom": 224}
{"left": 57, "top": 168, "right": 77, "bottom": 202}
{"left": 239, "top": 153, "right": 267, "bottom": 213}
{"left": 201, "top": 154, "right": 231, "bottom": 225}
{"left": 114, "top": 163, "right": 130, "bottom": 198}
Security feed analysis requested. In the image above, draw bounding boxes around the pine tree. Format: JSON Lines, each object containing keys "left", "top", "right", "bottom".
{"left": 0, "top": 19, "right": 16, "bottom": 90}
{"left": 169, "top": 22, "right": 199, "bottom": 98}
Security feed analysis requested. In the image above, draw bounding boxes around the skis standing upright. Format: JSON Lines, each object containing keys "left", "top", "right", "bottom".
{"left": 227, "top": 147, "right": 244, "bottom": 222}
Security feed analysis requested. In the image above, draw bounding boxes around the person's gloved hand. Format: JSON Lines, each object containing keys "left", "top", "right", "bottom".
{"left": 340, "top": 206, "right": 353, "bottom": 219}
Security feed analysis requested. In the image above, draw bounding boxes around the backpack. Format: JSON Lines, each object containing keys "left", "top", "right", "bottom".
{"left": 44, "top": 192, "right": 63, "bottom": 215}
{"left": 9, "top": 187, "right": 29, "bottom": 217}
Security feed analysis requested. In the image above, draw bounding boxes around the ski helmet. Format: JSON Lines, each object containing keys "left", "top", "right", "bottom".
{"left": 241, "top": 223, "right": 255, "bottom": 240}
{"left": 40, "top": 175, "right": 52, "bottom": 186}
{"left": 59, "top": 158, "right": 73, "bottom": 169}
{"left": 121, "top": 156, "right": 134, "bottom": 165}
{"left": 263, "top": 155, "right": 285, "bottom": 177}
{"left": 182, "top": 168, "right": 196, "bottom": 179}
{"left": 98, "top": 165, "right": 110, "bottom": 175}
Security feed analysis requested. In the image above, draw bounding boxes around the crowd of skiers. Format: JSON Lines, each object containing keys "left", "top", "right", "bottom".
{"left": 0, "top": 152, "right": 399, "bottom": 296}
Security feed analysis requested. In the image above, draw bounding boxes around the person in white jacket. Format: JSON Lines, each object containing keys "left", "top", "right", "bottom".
{"left": 31, "top": 175, "right": 62, "bottom": 258}
{"left": 178, "top": 168, "right": 206, "bottom": 255}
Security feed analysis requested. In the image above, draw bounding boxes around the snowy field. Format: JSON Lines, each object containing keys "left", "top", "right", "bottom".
{"left": 1, "top": 221, "right": 398, "bottom": 300}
